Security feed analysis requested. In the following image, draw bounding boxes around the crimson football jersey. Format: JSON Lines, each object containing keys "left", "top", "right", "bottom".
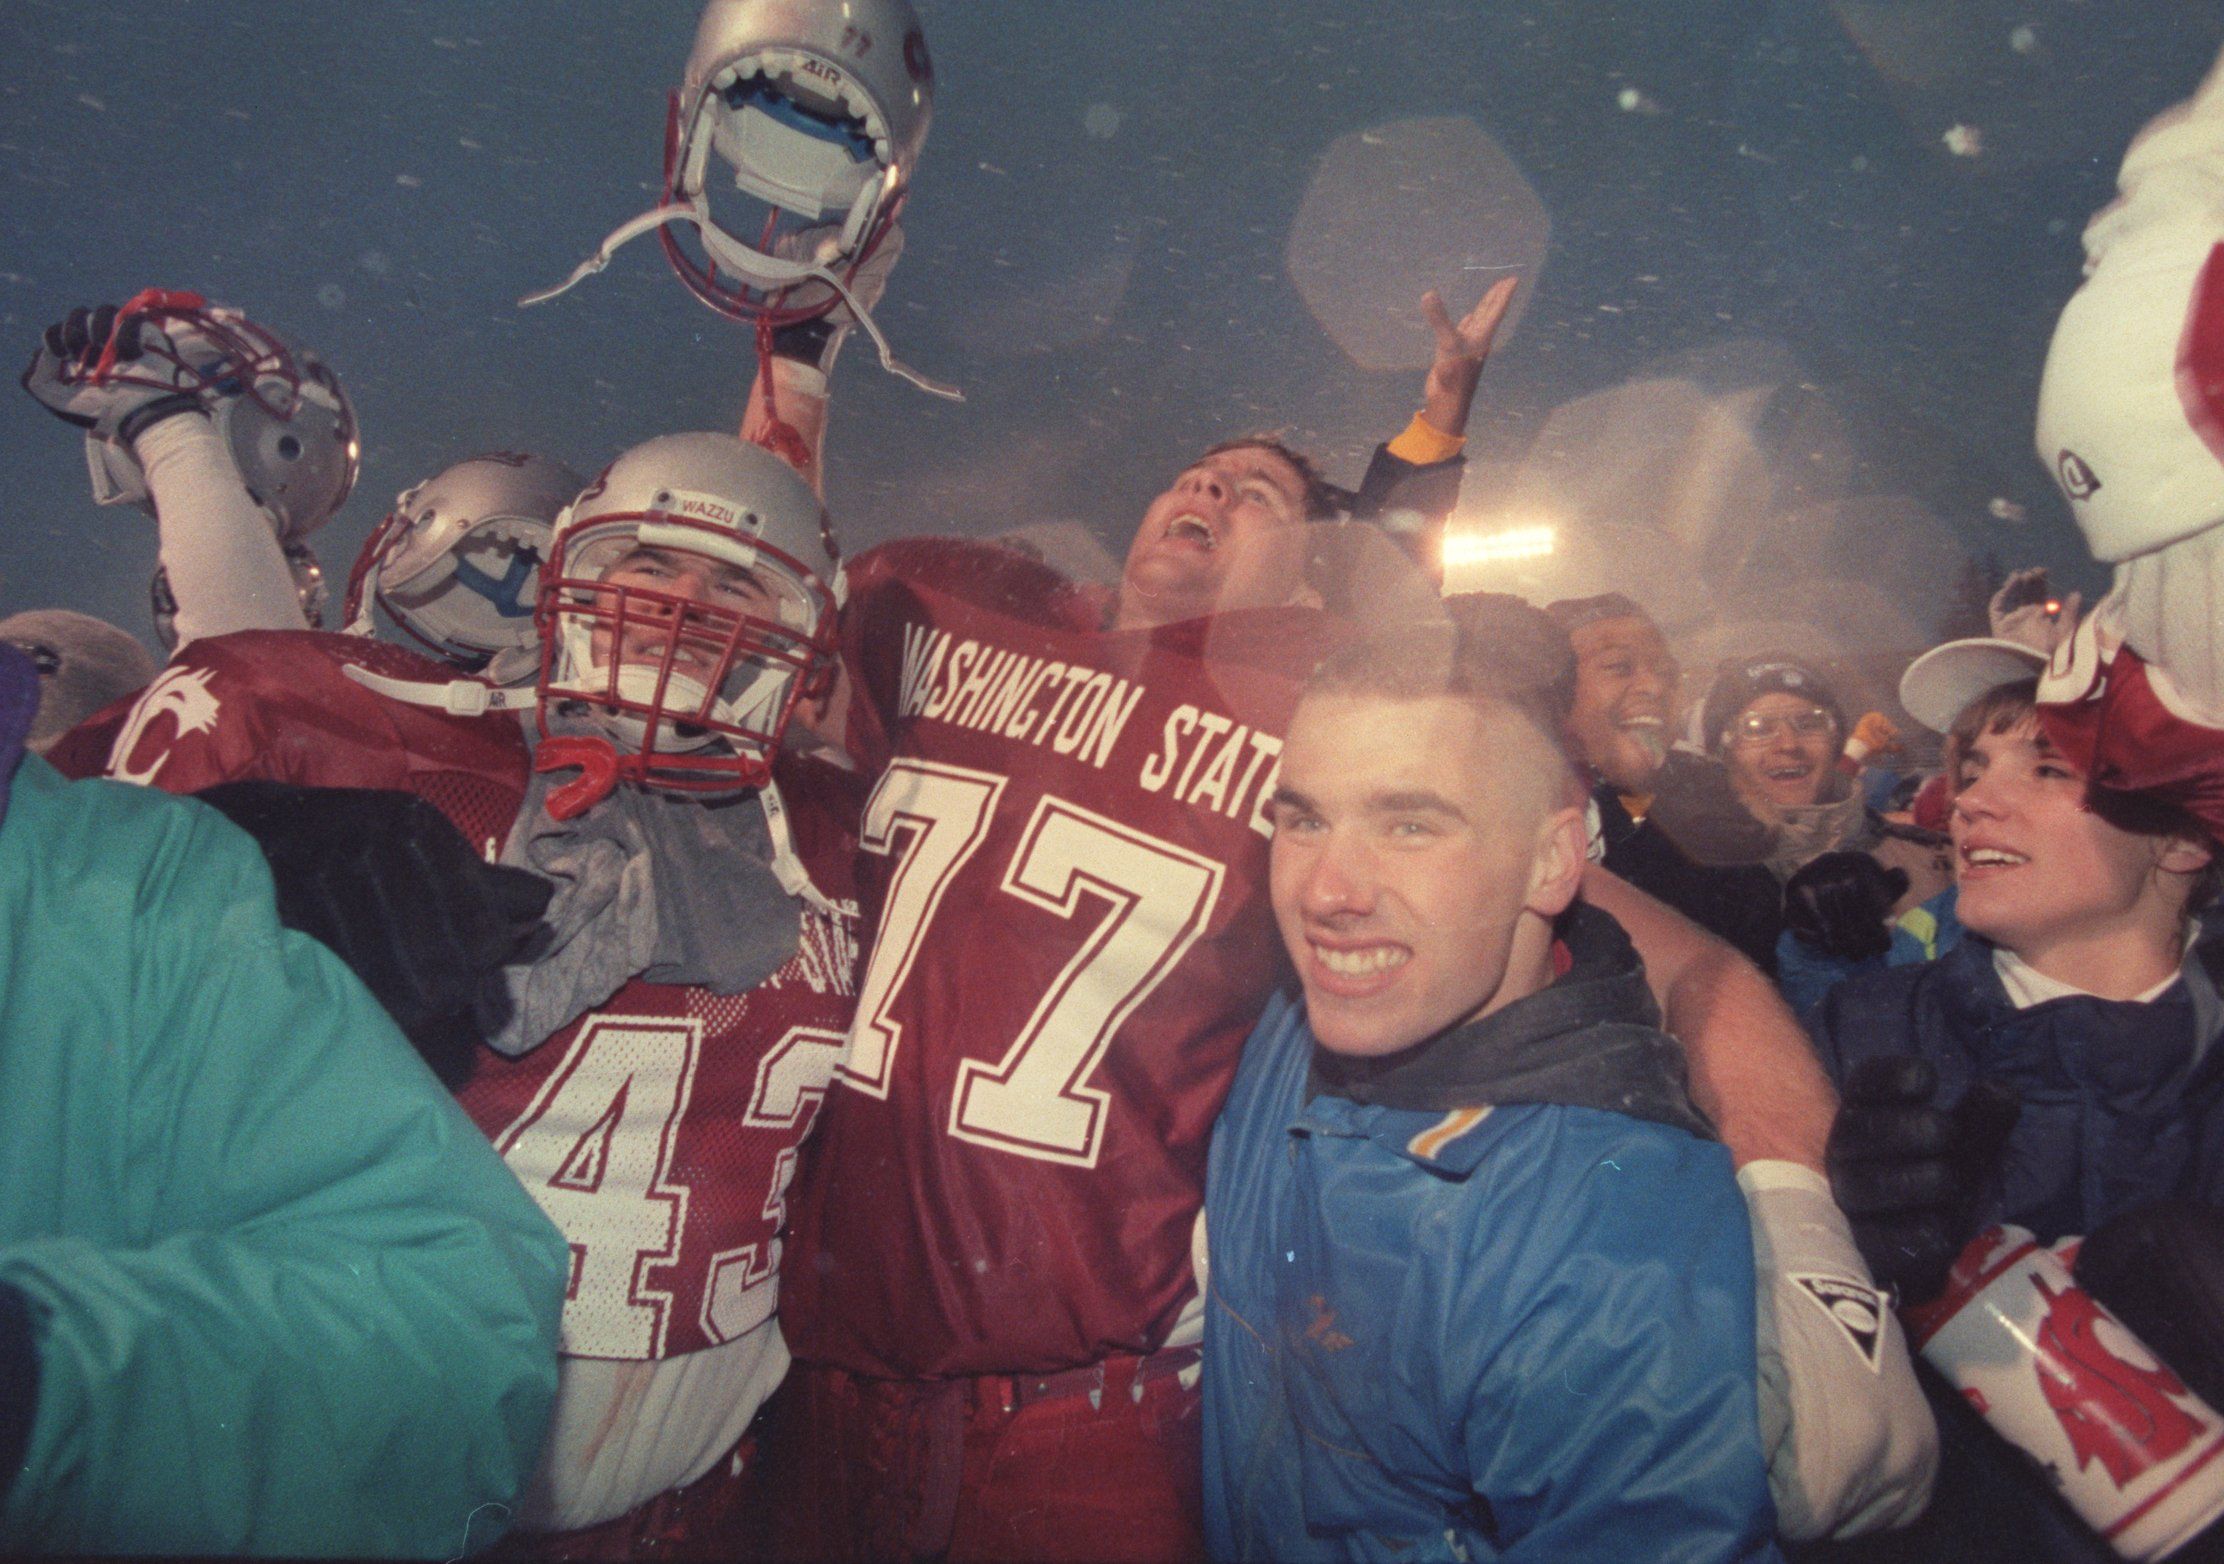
{"left": 70, "top": 628, "right": 865, "bottom": 1363}
{"left": 781, "top": 537, "right": 1340, "bottom": 1378}
{"left": 47, "top": 631, "right": 529, "bottom": 848}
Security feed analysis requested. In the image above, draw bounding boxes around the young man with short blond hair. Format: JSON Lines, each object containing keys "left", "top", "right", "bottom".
{"left": 1203, "top": 626, "right": 1782, "bottom": 1562}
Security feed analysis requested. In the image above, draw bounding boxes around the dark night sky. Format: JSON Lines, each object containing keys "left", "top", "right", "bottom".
{"left": 3, "top": 0, "right": 2218, "bottom": 690}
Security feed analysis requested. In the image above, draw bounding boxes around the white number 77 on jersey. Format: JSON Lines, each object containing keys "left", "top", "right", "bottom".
{"left": 845, "top": 758, "right": 1224, "bottom": 1169}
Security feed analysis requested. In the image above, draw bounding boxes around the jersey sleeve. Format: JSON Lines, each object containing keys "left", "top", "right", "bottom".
{"left": 1454, "top": 1120, "right": 1781, "bottom": 1563}
{"left": 0, "top": 785, "right": 566, "bottom": 1555}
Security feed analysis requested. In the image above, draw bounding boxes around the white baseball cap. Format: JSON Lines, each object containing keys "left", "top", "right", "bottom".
{"left": 1898, "top": 637, "right": 2047, "bottom": 734}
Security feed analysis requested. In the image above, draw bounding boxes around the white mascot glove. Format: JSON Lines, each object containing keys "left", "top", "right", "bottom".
{"left": 1741, "top": 1160, "right": 1940, "bottom": 1541}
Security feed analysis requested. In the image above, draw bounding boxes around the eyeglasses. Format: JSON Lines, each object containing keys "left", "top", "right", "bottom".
{"left": 1730, "top": 709, "right": 1837, "bottom": 746}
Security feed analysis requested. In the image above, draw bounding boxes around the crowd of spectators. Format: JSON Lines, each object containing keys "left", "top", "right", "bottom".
{"left": 7, "top": 8, "right": 2224, "bottom": 1562}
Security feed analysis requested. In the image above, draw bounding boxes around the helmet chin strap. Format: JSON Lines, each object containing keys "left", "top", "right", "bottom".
{"left": 340, "top": 554, "right": 383, "bottom": 639}
{"left": 519, "top": 201, "right": 962, "bottom": 402}
{"left": 340, "top": 660, "right": 538, "bottom": 716}
{"left": 755, "top": 771, "right": 850, "bottom": 920}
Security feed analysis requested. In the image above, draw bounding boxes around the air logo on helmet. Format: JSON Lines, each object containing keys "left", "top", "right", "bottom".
{"left": 2057, "top": 449, "right": 2103, "bottom": 500}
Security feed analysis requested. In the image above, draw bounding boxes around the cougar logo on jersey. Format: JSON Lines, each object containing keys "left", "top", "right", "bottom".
{"left": 783, "top": 906, "right": 860, "bottom": 999}
{"left": 107, "top": 663, "right": 222, "bottom": 785}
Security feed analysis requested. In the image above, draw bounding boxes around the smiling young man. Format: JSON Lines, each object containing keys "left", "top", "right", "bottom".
{"left": 1202, "top": 627, "right": 1782, "bottom": 1562}
{"left": 752, "top": 264, "right": 1917, "bottom": 1553}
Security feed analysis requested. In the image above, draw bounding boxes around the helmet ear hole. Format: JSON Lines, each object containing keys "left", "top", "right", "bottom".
{"left": 276, "top": 434, "right": 303, "bottom": 461}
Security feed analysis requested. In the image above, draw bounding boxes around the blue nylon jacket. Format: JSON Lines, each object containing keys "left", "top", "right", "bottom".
{"left": 1203, "top": 985, "right": 1781, "bottom": 1563}
{"left": 1813, "top": 927, "right": 2224, "bottom": 1244}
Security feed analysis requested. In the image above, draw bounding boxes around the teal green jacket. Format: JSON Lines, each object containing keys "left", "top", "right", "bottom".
{"left": 0, "top": 754, "right": 567, "bottom": 1556}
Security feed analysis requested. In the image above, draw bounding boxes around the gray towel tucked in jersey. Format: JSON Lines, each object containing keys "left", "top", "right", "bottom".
{"left": 476, "top": 721, "right": 800, "bottom": 1056}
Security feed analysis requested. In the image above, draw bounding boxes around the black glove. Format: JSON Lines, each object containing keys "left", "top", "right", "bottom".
{"left": 1784, "top": 850, "right": 1910, "bottom": 964}
{"left": 1826, "top": 1054, "right": 2022, "bottom": 1305}
{"left": 194, "top": 782, "right": 551, "bottom": 1087}
{"left": 2076, "top": 1199, "right": 2224, "bottom": 1414}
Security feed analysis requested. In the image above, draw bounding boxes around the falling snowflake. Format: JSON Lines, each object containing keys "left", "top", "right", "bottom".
{"left": 1988, "top": 497, "right": 2029, "bottom": 524}
{"left": 1083, "top": 102, "right": 1122, "bottom": 140}
{"left": 2009, "top": 25, "right": 2038, "bottom": 55}
{"left": 1615, "top": 86, "right": 1660, "bottom": 115}
{"left": 1942, "top": 124, "right": 1983, "bottom": 158}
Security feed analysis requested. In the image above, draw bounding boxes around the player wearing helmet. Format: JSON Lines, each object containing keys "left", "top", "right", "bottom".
{"left": 20, "top": 292, "right": 358, "bottom": 650}
{"left": 750, "top": 270, "right": 1890, "bottom": 1558}
{"left": 50, "top": 431, "right": 863, "bottom": 1557}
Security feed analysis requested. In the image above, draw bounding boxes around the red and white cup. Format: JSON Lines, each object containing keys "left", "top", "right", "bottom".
{"left": 1905, "top": 1225, "right": 2224, "bottom": 1560}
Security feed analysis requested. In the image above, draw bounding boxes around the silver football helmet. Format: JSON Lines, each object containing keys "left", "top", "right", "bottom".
{"left": 86, "top": 293, "right": 358, "bottom": 542}
{"left": 344, "top": 452, "right": 584, "bottom": 680}
{"left": 537, "top": 431, "right": 840, "bottom": 806}
{"left": 520, "top": 0, "right": 954, "bottom": 398}
{"left": 664, "top": 0, "right": 930, "bottom": 314}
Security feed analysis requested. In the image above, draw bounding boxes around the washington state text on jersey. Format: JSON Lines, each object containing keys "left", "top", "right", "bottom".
{"left": 895, "top": 620, "right": 1282, "bottom": 837}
